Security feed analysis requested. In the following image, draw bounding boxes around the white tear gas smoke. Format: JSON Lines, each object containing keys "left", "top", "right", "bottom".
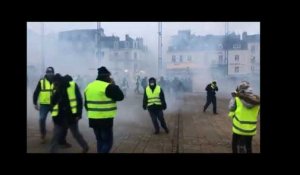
{"left": 26, "top": 25, "right": 160, "bottom": 128}
{"left": 27, "top": 22, "right": 260, "bottom": 129}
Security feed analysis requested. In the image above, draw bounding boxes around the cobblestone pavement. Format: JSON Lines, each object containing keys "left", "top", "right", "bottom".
{"left": 27, "top": 88, "right": 260, "bottom": 153}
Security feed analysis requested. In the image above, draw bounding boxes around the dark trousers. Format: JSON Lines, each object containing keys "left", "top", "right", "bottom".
{"left": 93, "top": 125, "right": 113, "bottom": 153}
{"left": 49, "top": 122, "right": 88, "bottom": 153}
{"left": 148, "top": 109, "right": 168, "bottom": 132}
{"left": 232, "top": 133, "right": 253, "bottom": 153}
{"left": 135, "top": 85, "right": 140, "bottom": 93}
{"left": 203, "top": 96, "right": 217, "bottom": 113}
{"left": 39, "top": 105, "right": 67, "bottom": 144}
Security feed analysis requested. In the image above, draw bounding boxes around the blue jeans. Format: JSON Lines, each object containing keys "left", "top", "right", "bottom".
{"left": 93, "top": 126, "right": 113, "bottom": 153}
{"left": 39, "top": 105, "right": 52, "bottom": 136}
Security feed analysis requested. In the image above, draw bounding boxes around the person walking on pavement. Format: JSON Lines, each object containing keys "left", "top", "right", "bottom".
{"left": 143, "top": 77, "right": 169, "bottom": 135}
{"left": 33, "top": 67, "right": 70, "bottom": 146}
{"left": 203, "top": 81, "right": 218, "bottom": 114}
{"left": 49, "top": 74, "right": 89, "bottom": 153}
{"left": 141, "top": 76, "right": 148, "bottom": 92}
{"left": 158, "top": 76, "right": 166, "bottom": 90}
{"left": 121, "top": 77, "right": 129, "bottom": 96}
{"left": 134, "top": 76, "right": 141, "bottom": 94}
{"left": 228, "top": 81, "right": 260, "bottom": 153}
{"left": 84, "top": 67, "right": 124, "bottom": 153}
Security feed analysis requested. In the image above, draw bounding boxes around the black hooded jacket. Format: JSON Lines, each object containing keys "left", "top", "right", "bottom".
{"left": 205, "top": 83, "right": 218, "bottom": 97}
{"left": 51, "top": 77, "right": 83, "bottom": 126}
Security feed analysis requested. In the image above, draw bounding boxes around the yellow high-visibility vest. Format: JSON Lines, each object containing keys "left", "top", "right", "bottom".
{"left": 146, "top": 85, "right": 162, "bottom": 106}
{"left": 229, "top": 97, "right": 260, "bottom": 136}
{"left": 84, "top": 80, "right": 117, "bottom": 119}
{"left": 38, "top": 78, "right": 54, "bottom": 105}
{"left": 51, "top": 81, "right": 77, "bottom": 117}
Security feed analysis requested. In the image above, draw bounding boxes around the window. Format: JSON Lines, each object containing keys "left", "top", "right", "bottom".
{"left": 134, "top": 63, "right": 137, "bottom": 73}
{"left": 101, "top": 51, "right": 105, "bottom": 57}
{"left": 235, "top": 66, "right": 239, "bottom": 73}
{"left": 172, "top": 55, "right": 176, "bottom": 63}
{"left": 114, "top": 52, "right": 119, "bottom": 57}
{"left": 235, "top": 55, "right": 239, "bottom": 62}
{"left": 251, "top": 56, "right": 255, "bottom": 63}
{"left": 114, "top": 42, "right": 118, "bottom": 49}
{"left": 219, "top": 55, "right": 223, "bottom": 64}
{"left": 218, "top": 44, "right": 223, "bottom": 49}
{"left": 233, "top": 44, "right": 241, "bottom": 49}
{"left": 251, "top": 45, "right": 255, "bottom": 53}
{"left": 180, "top": 55, "right": 183, "bottom": 62}
{"left": 251, "top": 66, "right": 255, "bottom": 72}
{"left": 134, "top": 42, "right": 137, "bottom": 48}
{"left": 134, "top": 52, "right": 137, "bottom": 59}
{"left": 125, "top": 52, "right": 129, "bottom": 58}
{"left": 188, "top": 56, "right": 192, "bottom": 62}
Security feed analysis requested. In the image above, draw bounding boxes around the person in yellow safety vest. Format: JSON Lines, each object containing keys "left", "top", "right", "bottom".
{"left": 32, "top": 67, "right": 70, "bottom": 146}
{"left": 84, "top": 67, "right": 124, "bottom": 153}
{"left": 49, "top": 74, "right": 89, "bottom": 153}
{"left": 143, "top": 77, "right": 169, "bottom": 135}
{"left": 228, "top": 81, "right": 260, "bottom": 153}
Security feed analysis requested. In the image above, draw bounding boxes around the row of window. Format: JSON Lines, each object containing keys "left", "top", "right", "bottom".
{"left": 173, "top": 54, "right": 240, "bottom": 64}
{"left": 172, "top": 55, "right": 192, "bottom": 63}
{"left": 113, "top": 41, "right": 139, "bottom": 49}
{"left": 233, "top": 44, "right": 241, "bottom": 49}
{"left": 234, "top": 66, "right": 256, "bottom": 73}
{"left": 219, "top": 55, "right": 241, "bottom": 64}
{"left": 113, "top": 52, "right": 138, "bottom": 59}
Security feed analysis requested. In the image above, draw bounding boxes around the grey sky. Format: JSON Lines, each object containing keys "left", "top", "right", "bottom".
{"left": 27, "top": 22, "right": 260, "bottom": 52}
{"left": 28, "top": 22, "right": 259, "bottom": 36}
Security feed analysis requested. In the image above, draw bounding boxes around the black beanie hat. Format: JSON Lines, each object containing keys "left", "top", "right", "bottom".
{"left": 46, "top": 67, "right": 54, "bottom": 73}
{"left": 149, "top": 77, "right": 156, "bottom": 83}
{"left": 97, "top": 66, "right": 111, "bottom": 76}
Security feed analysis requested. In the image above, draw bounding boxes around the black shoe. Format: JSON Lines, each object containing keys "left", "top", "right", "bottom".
{"left": 82, "top": 146, "right": 89, "bottom": 153}
{"left": 165, "top": 128, "right": 169, "bottom": 134}
{"left": 60, "top": 142, "right": 72, "bottom": 148}
{"left": 213, "top": 112, "right": 218, "bottom": 115}
{"left": 40, "top": 135, "right": 46, "bottom": 144}
{"left": 154, "top": 131, "right": 159, "bottom": 135}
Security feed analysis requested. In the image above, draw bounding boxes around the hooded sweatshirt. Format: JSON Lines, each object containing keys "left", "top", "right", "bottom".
{"left": 229, "top": 86, "right": 260, "bottom": 111}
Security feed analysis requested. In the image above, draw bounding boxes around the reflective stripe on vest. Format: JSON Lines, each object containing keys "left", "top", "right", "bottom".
{"left": 39, "top": 79, "right": 53, "bottom": 105}
{"left": 146, "top": 85, "right": 162, "bottom": 106}
{"left": 231, "top": 97, "right": 260, "bottom": 136}
{"left": 51, "top": 81, "right": 77, "bottom": 117}
{"left": 228, "top": 111, "right": 235, "bottom": 119}
{"left": 211, "top": 84, "right": 216, "bottom": 89}
{"left": 84, "top": 80, "right": 117, "bottom": 119}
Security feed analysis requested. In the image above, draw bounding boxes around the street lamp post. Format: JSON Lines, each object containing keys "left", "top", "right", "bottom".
{"left": 41, "top": 22, "right": 45, "bottom": 74}
{"left": 97, "top": 22, "right": 101, "bottom": 67}
{"left": 158, "top": 22, "right": 162, "bottom": 77}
